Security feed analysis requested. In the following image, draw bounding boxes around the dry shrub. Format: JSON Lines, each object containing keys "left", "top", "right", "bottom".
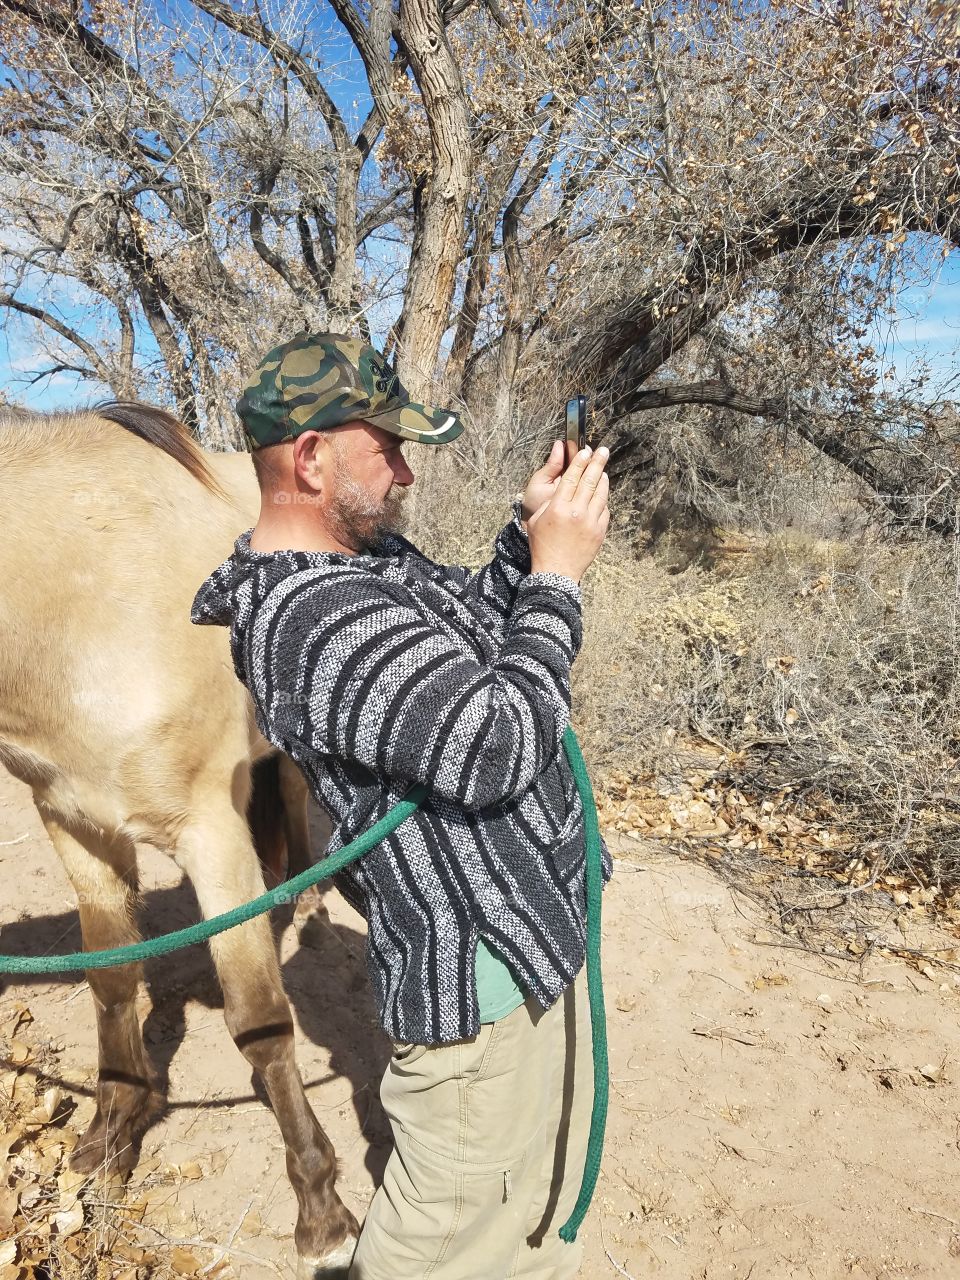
{"left": 420, "top": 471, "right": 960, "bottom": 889}
{"left": 579, "top": 530, "right": 960, "bottom": 889}
{"left": 399, "top": 426, "right": 537, "bottom": 569}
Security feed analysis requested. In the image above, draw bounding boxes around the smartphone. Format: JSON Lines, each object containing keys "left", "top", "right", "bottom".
{"left": 565, "top": 395, "right": 587, "bottom": 453}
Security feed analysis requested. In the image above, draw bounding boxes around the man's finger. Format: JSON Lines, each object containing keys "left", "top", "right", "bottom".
{"left": 565, "top": 446, "right": 609, "bottom": 501}
{"left": 543, "top": 439, "right": 564, "bottom": 474}
{"left": 557, "top": 446, "right": 595, "bottom": 494}
{"left": 588, "top": 470, "right": 610, "bottom": 515}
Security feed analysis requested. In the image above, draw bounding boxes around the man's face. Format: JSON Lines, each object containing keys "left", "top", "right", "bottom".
{"left": 324, "top": 422, "right": 416, "bottom": 552}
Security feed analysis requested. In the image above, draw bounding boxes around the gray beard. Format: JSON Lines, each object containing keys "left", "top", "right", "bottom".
{"left": 327, "top": 471, "right": 408, "bottom": 553}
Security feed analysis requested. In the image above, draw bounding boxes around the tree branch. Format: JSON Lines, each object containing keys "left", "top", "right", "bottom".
{"left": 0, "top": 293, "right": 112, "bottom": 386}
{"left": 614, "top": 378, "right": 960, "bottom": 539}
{"left": 621, "top": 379, "right": 785, "bottom": 417}
{"left": 191, "top": 0, "right": 351, "bottom": 152}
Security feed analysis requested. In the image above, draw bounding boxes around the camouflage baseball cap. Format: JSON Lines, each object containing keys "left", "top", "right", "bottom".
{"left": 236, "top": 331, "right": 464, "bottom": 450}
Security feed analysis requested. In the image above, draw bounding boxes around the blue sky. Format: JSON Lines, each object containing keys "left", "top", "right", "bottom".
{"left": 871, "top": 254, "right": 959, "bottom": 396}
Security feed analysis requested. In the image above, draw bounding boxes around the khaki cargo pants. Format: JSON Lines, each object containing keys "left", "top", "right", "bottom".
{"left": 349, "top": 965, "right": 592, "bottom": 1280}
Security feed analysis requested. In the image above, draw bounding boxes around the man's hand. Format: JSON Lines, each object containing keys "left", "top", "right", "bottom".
{"left": 520, "top": 439, "right": 578, "bottom": 525}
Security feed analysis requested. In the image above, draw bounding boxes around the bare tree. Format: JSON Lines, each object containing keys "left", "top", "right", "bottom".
{"left": 0, "top": 0, "right": 956, "bottom": 530}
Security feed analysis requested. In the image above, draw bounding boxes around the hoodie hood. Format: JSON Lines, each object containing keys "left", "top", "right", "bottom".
{"left": 190, "top": 532, "right": 257, "bottom": 630}
{"left": 190, "top": 528, "right": 347, "bottom": 628}
{"left": 190, "top": 527, "right": 414, "bottom": 680}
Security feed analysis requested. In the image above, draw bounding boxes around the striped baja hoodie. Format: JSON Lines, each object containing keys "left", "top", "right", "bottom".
{"left": 190, "top": 497, "right": 611, "bottom": 1044}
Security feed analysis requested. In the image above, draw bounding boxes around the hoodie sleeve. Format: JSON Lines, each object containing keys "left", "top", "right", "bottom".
{"left": 249, "top": 563, "right": 582, "bottom": 813}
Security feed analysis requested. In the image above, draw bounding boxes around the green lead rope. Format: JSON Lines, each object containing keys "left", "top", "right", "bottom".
{"left": 555, "top": 725, "right": 609, "bottom": 1243}
{"left": 0, "top": 724, "right": 607, "bottom": 1243}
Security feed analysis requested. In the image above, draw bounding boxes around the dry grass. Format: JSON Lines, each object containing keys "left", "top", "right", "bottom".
{"left": 581, "top": 529, "right": 960, "bottom": 892}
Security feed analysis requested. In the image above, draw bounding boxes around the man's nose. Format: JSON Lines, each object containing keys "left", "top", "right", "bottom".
{"left": 395, "top": 457, "right": 415, "bottom": 486}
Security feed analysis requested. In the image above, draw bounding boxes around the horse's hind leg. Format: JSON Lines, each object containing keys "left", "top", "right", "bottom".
{"left": 35, "top": 806, "right": 161, "bottom": 1178}
{"left": 174, "top": 803, "right": 359, "bottom": 1279}
{"left": 276, "top": 753, "right": 314, "bottom": 879}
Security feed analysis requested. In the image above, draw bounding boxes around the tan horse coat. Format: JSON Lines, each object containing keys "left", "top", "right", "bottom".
{"left": 0, "top": 404, "right": 357, "bottom": 1277}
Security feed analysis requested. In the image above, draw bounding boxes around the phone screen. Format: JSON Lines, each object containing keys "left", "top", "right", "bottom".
{"left": 565, "top": 396, "right": 587, "bottom": 452}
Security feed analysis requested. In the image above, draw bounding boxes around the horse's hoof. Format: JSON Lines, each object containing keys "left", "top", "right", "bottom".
{"left": 296, "top": 1235, "right": 358, "bottom": 1280}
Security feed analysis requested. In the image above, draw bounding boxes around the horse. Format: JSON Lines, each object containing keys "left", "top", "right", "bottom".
{"left": 0, "top": 402, "right": 358, "bottom": 1278}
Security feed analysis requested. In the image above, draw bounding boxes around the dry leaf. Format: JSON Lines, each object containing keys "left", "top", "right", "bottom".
{"left": 112, "top": 1241, "right": 159, "bottom": 1265}
{"left": 0, "top": 1126, "right": 22, "bottom": 1163}
{"left": 0, "top": 1243, "right": 15, "bottom": 1268}
{"left": 2, "top": 1004, "right": 33, "bottom": 1039}
{"left": 57, "top": 1169, "right": 87, "bottom": 1203}
{"left": 122, "top": 1196, "right": 148, "bottom": 1224}
{"left": 171, "top": 1247, "right": 203, "bottom": 1276}
{"left": 240, "top": 1207, "right": 262, "bottom": 1235}
{"left": 0, "top": 1186, "right": 18, "bottom": 1234}
{"left": 54, "top": 1200, "right": 85, "bottom": 1238}
{"left": 26, "top": 1086, "right": 62, "bottom": 1126}
{"left": 18, "top": 1182, "right": 44, "bottom": 1214}
{"left": 752, "top": 973, "right": 789, "bottom": 990}
{"left": 5, "top": 1041, "right": 32, "bottom": 1067}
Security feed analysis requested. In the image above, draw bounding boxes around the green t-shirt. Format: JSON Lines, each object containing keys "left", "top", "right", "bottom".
{"left": 475, "top": 937, "right": 525, "bottom": 1022}
{"left": 358, "top": 547, "right": 525, "bottom": 1024}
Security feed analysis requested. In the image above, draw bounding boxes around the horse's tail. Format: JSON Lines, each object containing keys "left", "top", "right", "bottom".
{"left": 96, "top": 400, "right": 230, "bottom": 502}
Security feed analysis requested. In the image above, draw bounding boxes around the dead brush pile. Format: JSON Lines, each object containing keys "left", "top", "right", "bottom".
{"left": 570, "top": 527, "right": 960, "bottom": 902}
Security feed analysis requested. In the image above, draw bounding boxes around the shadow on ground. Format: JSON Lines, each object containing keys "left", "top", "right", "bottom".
{"left": 0, "top": 875, "right": 391, "bottom": 1185}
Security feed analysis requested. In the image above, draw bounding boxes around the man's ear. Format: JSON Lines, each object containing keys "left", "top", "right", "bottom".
{"left": 291, "top": 431, "right": 328, "bottom": 491}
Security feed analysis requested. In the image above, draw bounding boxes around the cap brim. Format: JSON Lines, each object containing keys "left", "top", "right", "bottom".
{"left": 361, "top": 401, "right": 464, "bottom": 445}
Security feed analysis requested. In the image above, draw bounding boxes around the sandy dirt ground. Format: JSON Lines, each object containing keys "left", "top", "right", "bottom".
{"left": 3, "top": 760, "right": 960, "bottom": 1280}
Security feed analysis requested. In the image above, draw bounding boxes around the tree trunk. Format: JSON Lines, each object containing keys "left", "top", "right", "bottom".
{"left": 395, "top": 0, "right": 472, "bottom": 399}
{"left": 327, "top": 151, "right": 362, "bottom": 333}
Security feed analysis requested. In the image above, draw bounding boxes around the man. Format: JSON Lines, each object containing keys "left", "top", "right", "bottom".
{"left": 190, "top": 331, "right": 612, "bottom": 1279}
